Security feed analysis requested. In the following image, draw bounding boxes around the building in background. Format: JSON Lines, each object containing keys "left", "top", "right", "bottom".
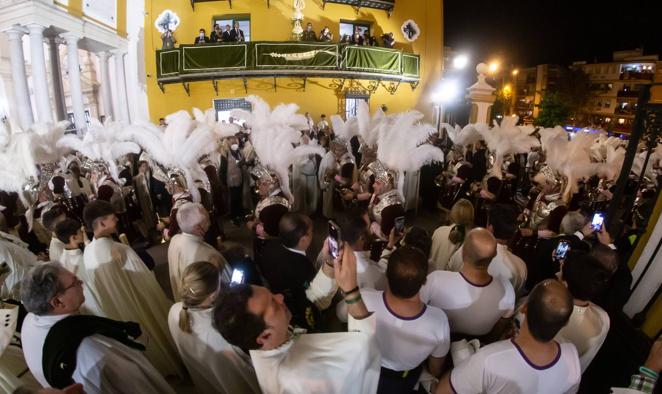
{"left": 574, "top": 49, "right": 658, "bottom": 134}
{"left": 511, "top": 64, "right": 561, "bottom": 123}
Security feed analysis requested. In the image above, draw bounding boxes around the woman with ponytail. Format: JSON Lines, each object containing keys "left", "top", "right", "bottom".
{"left": 167, "top": 261, "right": 260, "bottom": 394}
{"left": 429, "top": 199, "right": 474, "bottom": 272}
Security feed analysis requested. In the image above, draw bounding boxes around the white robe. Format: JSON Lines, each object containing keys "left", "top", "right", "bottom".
{"left": 250, "top": 314, "right": 380, "bottom": 394}
{"left": 318, "top": 151, "right": 336, "bottom": 219}
{"left": 21, "top": 312, "right": 175, "bottom": 394}
{"left": 82, "top": 237, "right": 184, "bottom": 377}
{"left": 167, "top": 233, "right": 231, "bottom": 301}
{"left": 167, "top": 303, "right": 261, "bottom": 394}
{"left": 49, "top": 237, "right": 65, "bottom": 264}
{"left": 60, "top": 248, "right": 104, "bottom": 316}
{"left": 292, "top": 155, "right": 319, "bottom": 215}
{"left": 0, "top": 232, "right": 39, "bottom": 299}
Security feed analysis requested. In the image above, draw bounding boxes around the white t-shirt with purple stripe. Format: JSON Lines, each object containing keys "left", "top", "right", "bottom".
{"left": 450, "top": 339, "right": 581, "bottom": 394}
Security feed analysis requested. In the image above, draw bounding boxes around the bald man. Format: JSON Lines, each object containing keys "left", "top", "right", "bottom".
{"left": 436, "top": 280, "right": 581, "bottom": 394}
{"left": 419, "top": 228, "right": 515, "bottom": 337}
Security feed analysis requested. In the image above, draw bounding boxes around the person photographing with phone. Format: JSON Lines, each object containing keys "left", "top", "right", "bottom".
{"left": 213, "top": 246, "right": 381, "bottom": 394}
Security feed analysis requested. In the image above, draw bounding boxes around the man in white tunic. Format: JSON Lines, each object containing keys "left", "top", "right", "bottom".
{"left": 556, "top": 250, "right": 610, "bottom": 373}
{"left": 0, "top": 231, "right": 39, "bottom": 299}
{"left": 213, "top": 246, "right": 381, "bottom": 394}
{"left": 81, "top": 200, "right": 184, "bottom": 378}
{"left": 167, "top": 202, "right": 230, "bottom": 301}
{"left": 447, "top": 207, "right": 527, "bottom": 295}
{"left": 421, "top": 228, "right": 515, "bottom": 337}
{"left": 362, "top": 246, "right": 450, "bottom": 393}
{"left": 41, "top": 206, "right": 67, "bottom": 264}
{"left": 318, "top": 148, "right": 338, "bottom": 219}
{"left": 168, "top": 261, "right": 261, "bottom": 394}
{"left": 20, "top": 262, "right": 174, "bottom": 394}
{"left": 292, "top": 137, "right": 319, "bottom": 215}
{"left": 436, "top": 280, "right": 581, "bottom": 394}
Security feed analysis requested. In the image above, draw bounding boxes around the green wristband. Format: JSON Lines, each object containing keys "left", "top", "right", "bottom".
{"left": 639, "top": 366, "right": 659, "bottom": 379}
{"left": 345, "top": 294, "right": 362, "bottom": 305}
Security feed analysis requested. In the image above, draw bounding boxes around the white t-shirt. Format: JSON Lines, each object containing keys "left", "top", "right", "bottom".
{"left": 429, "top": 225, "right": 462, "bottom": 272}
{"left": 361, "top": 289, "right": 450, "bottom": 371}
{"left": 447, "top": 244, "right": 527, "bottom": 295}
{"left": 420, "top": 271, "right": 515, "bottom": 336}
{"left": 450, "top": 339, "right": 581, "bottom": 394}
{"left": 556, "top": 302, "right": 610, "bottom": 373}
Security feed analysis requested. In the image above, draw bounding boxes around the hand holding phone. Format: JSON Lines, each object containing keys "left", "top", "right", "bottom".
{"left": 394, "top": 216, "right": 405, "bottom": 235}
{"left": 231, "top": 268, "right": 245, "bottom": 285}
{"left": 328, "top": 220, "right": 343, "bottom": 259}
{"left": 554, "top": 240, "right": 570, "bottom": 261}
{"left": 591, "top": 212, "right": 605, "bottom": 232}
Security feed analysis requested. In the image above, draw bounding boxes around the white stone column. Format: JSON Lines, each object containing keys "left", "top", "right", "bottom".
{"left": 111, "top": 49, "right": 129, "bottom": 123}
{"left": 4, "top": 26, "right": 34, "bottom": 129}
{"left": 466, "top": 63, "right": 497, "bottom": 125}
{"left": 27, "top": 23, "right": 53, "bottom": 123}
{"left": 96, "top": 52, "right": 114, "bottom": 121}
{"left": 48, "top": 35, "right": 67, "bottom": 121}
{"left": 61, "top": 32, "right": 86, "bottom": 134}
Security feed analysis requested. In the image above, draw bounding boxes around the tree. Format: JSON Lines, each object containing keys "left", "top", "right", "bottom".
{"left": 557, "top": 68, "right": 593, "bottom": 125}
{"left": 534, "top": 92, "right": 571, "bottom": 127}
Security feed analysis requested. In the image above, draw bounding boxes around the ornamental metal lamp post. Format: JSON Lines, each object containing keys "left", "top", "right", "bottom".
{"left": 292, "top": 0, "right": 305, "bottom": 40}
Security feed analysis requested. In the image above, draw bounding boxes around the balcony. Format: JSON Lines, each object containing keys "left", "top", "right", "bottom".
{"left": 619, "top": 71, "right": 654, "bottom": 81}
{"left": 156, "top": 42, "right": 420, "bottom": 95}
{"left": 616, "top": 89, "right": 640, "bottom": 99}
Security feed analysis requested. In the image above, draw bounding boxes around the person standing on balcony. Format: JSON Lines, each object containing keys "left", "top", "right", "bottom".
{"left": 210, "top": 24, "right": 223, "bottom": 43}
{"left": 230, "top": 22, "right": 245, "bottom": 42}
{"left": 382, "top": 32, "right": 395, "bottom": 48}
{"left": 302, "top": 23, "right": 317, "bottom": 41}
{"left": 350, "top": 27, "right": 364, "bottom": 46}
{"left": 222, "top": 25, "right": 232, "bottom": 42}
{"left": 319, "top": 26, "right": 333, "bottom": 42}
{"left": 195, "top": 28, "right": 209, "bottom": 45}
{"left": 161, "top": 29, "right": 176, "bottom": 49}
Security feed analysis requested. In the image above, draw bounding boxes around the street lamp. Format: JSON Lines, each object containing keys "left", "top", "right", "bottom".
{"left": 512, "top": 69, "right": 519, "bottom": 76}
{"left": 453, "top": 54, "right": 469, "bottom": 70}
{"left": 488, "top": 61, "right": 500, "bottom": 74}
{"left": 431, "top": 79, "right": 460, "bottom": 136}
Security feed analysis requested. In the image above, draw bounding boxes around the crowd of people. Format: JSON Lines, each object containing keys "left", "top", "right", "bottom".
{"left": 0, "top": 95, "right": 661, "bottom": 394}
{"left": 160, "top": 22, "right": 395, "bottom": 49}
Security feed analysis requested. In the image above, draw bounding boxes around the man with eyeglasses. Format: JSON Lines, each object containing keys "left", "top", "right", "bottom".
{"left": 20, "top": 262, "right": 174, "bottom": 393}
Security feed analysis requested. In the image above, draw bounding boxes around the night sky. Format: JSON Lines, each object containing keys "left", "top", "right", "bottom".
{"left": 444, "top": 0, "right": 660, "bottom": 67}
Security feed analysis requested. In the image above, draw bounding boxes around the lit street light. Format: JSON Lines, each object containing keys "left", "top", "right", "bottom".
{"left": 512, "top": 69, "right": 519, "bottom": 76}
{"left": 488, "top": 61, "right": 500, "bottom": 74}
{"left": 453, "top": 54, "right": 469, "bottom": 69}
{"left": 431, "top": 79, "right": 460, "bottom": 104}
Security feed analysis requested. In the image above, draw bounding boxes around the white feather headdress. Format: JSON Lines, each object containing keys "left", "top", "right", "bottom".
{"left": 57, "top": 119, "right": 140, "bottom": 184}
{"left": 231, "top": 95, "right": 325, "bottom": 201}
{"left": 441, "top": 123, "right": 483, "bottom": 147}
{"left": 476, "top": 116, "right": 540, "bottom": 179}
{"left": 121, "top": 111, "right": 220, "bottom": 202}
{"left": 377, "top": 110, "right": 444, "bottom": 196}
{"left": 541, "top": 130, "right": 601, "bottom": 202}
{"left": 192, "top": 107, "right": 241, "bottom": 139}
{"left": 356, "top": 100, "right": 385, "bottom": 150}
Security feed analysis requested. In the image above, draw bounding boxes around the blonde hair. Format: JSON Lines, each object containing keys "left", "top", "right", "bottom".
{"left": 449, "top": 199, "right": 475, "bottom": 244}
{"left": 178, "top": 261, "right": 220, "bottom": 333}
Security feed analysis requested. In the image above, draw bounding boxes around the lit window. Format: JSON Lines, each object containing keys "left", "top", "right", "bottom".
{"left": 618, "top": 118, "right": 625, "bottom": 124}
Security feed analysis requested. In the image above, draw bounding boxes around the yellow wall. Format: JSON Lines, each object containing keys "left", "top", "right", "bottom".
{"left": 144, "top": 0, "right": 443, "bottom": 122}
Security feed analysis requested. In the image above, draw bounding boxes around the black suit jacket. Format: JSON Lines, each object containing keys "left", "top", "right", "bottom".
{"left": 229, "top": 29, "right": 244, "bottom": 42}
{"left": 221, "top": 31, "right": 231, "bottom": 41}
{"left": 260, "top": 240, "right": 319, "bottom": 331}
{"left": 194, "top": 36, "right": 210, "bottom": 44}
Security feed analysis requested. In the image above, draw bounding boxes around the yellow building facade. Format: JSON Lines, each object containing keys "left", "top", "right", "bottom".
{"left": 144, "top": 0, "right": 443, "bottom": 122}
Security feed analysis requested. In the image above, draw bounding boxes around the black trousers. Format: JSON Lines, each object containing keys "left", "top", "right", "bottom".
{"left": 229, "top": 186, "right": 243, "bottom": 220}
{"left": 376, "top": 364, "right": 423, "bottom": 394}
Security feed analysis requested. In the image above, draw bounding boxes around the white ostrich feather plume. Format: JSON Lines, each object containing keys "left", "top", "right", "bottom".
{"left": 122, "top": 111, "right": 220, "bottom": 202}
{"left": 541, "top": 131, "right": 601, "bottom": 202}
{"left": 230, "top": 95, "right": 324, "bottom": 200}
{"left": 330, "top": 114, "right": 358, "bottom": 142}
{"left": 476, "top": 116, "right": 540, "bottom": 179}
{"left": 377, "top": 110, "right": 444, "bottom": 196}
{"left": 192, "top": 107, "right": 240, "bottom": 139}
{"left": 442, "top": 123, "right": 483, "bottom": 147}
{"left": 0, "top": 121, "right": 70, "bottom": 193}
{"left": 57, "top": 119, "right": 140, "bottom": 184}
{"left": 356, "top": 100, "right": 385, "bottom": 149}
